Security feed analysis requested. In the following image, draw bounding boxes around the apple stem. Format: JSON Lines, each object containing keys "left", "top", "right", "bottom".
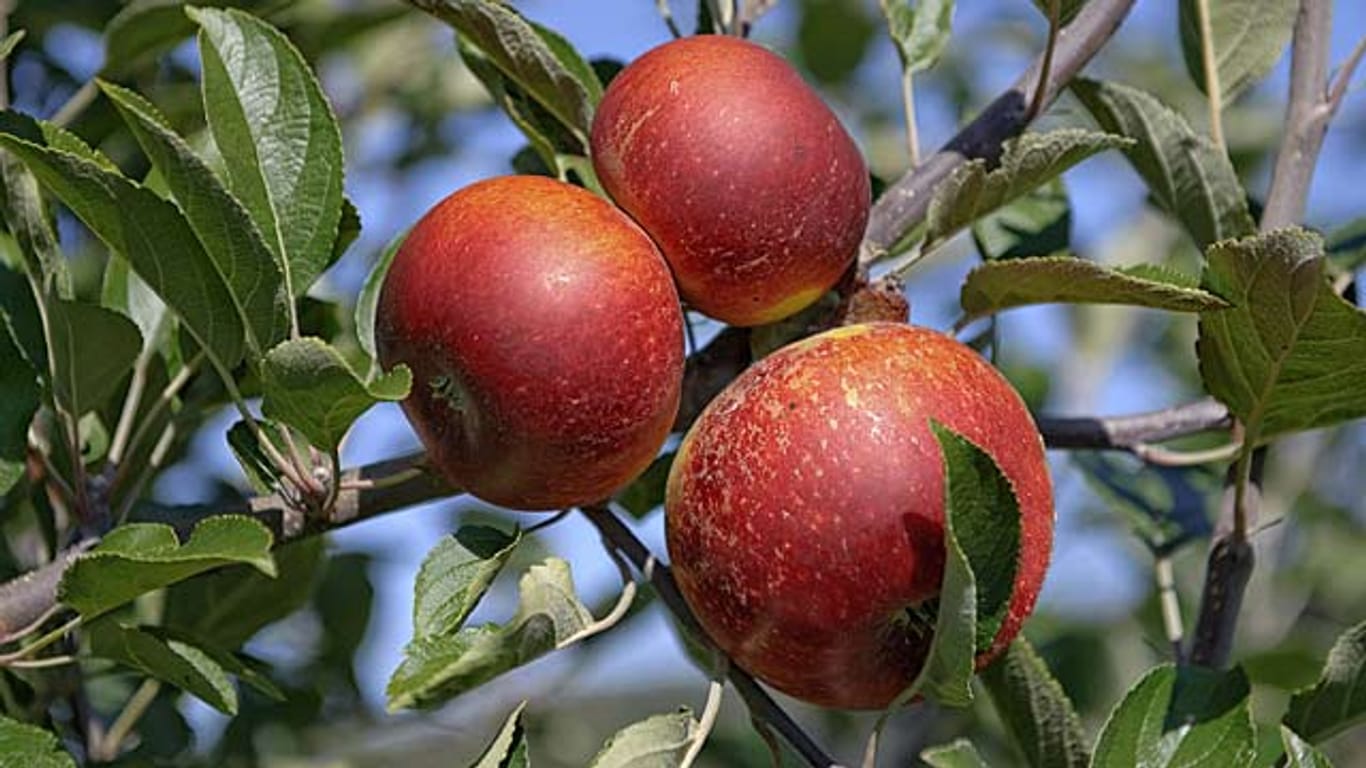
{"left": 1194, "top": 0, "right": 1225, "bottom": 152}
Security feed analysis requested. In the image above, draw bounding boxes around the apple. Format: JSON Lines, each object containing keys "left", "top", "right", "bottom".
{"left": 376, "top": 175, "right": 685, "bottom": 510}
{"left": 590, "top": 35, "right": 871, "bottom": 327}
{"left": 665, "top": 322, "right": 1053, "bottom": 709}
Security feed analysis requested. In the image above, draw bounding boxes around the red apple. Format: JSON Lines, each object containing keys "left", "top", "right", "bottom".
{"left": 376, "top": 176, "right": 685, "bottom": 510}
{"left": 590, "top": 35, "right": 870, "bottom": 327}
{"left": 665, "top": 322, "right": 1053, "bottom": 709}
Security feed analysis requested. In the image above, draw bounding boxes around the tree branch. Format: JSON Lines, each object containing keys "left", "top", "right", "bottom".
{"left": 1037, "top": 398, "right": 1230, "bottom": 450}
{"left": 860, "top": 0, "right": 1137, "bottom": 263}
{"left": 579, "top": 505, "right": 841, "bottom": 768}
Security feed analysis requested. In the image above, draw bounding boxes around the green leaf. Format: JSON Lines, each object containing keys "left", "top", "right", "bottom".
{"left": 926, "top": 130, "right": 1130, "bottom": 247}
{"left": 99, "top": 79, "right": 286, "bottom": 358}
{"left": 0, "top": 311, "right": 39, "bottom": 495}
{"left": 333, "top": 196, "right": 362, "bottom": 264}
{"left": 1196, "top": 228, "right": 1366, "bottom": 445}
{"left": 1029, "top": 0, "right": 1086, "bottom": 25}
{"left": 89, "top": 622, "right": 282, "bottom": 715}
{"left": 415, "top": 526, "right": 522, "bottom": 638}
{"left": 1280, "top": 726, "right": 1334, "bottom": 768}
{"left": 1071, "top": 452, "right": 1216, "bottom": 553}
{"left": 225, "top": 418, "right": 289, "bottom": 495}
{"left": 355, "top": 227, "right": 408, "bottom": 368}
{"left": 101, "top": 255, "right": 173, "bottom": 357}
{"left": 980, "top": 638, "right": 1089, "bottom": 768}
{"left": 0, "top": 716, "right": 75, "bottom": 768}
{"left": 1091, "top": 664, "right": 1256, "bottom": 768}
{"left": 47, "top": 299, "right": 142, "bottom": 417}
{"left": 412, "top": 0, "right": 601, "bottom": 142}
{"left": 0, "top": 153, "right": 66, "bottom": 294}
{"left": 1178, "top": 0, "right": 1297, "bottom": 103}
{"left": 59, "top": 516, "right": 276, "bottom": 621}
{"left": 164, "top": 537, "right": 325, "bottom": 649}
{"left": 960, "top": 255, "right": 1228, "bottom": 323}
{"left": 387, "top": 558, "right": 594, "bottom": 711}
{"left": 472, "top": 701, "right": 530, "bottom": 768}
{"left": 260, "top": 337, "right": 411, "bottom": 452}
{"left": 102, "top": 0, "right": 257, "bottom": 76}
{"left": 460, "top": 36, "right": 581, "bottom": 169}
{"left": 0, "top": 261, "right": 45, "bottom": 371}
{"left": 614, "top": 452, "right": 676, "bottom": 519}
{"left": 1071, "top": 78, "right": 1256, "bottom": 249}
{"left": 1284, "top": 620, "right": 1366, "bottom": 744}
{"left": 190, "top": 7, "right": 345, "bottom": 300}
{"left": 0, "top": 111, "right": 248, "bottom": 368}
{"left": 587, "top": 710, "right": 699, "bottom": 768}
{"left": 1326, "top": 217, "right": 1366, "bottom": 273}
{"left": 971, "top": 178, "right": 1070, "bottom": 261}
{"left": 921, "top": 739, "right": 991, "bottom": 768}
{"left": 880, "top": 0, "right": 955, "bottom": 74}
{"left": 933, "top": 422, "right": 1020, "bottom": 654}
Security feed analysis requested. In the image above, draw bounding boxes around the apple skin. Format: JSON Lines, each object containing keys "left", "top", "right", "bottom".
{"left": 665, "top": 322, "right": 1053, "bottom": 709}
{"left": 590, "top": 35, "right": 870, "bottom": 327}
{"left": 376, "top": 175, "right": 685, "bottom": 510}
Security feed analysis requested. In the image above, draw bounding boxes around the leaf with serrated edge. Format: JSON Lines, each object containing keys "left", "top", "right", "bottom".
{"left": 387, "top": 557, "right": 594, "bottom": 711}
{"left": 59, "top": 516, "right": 275, "bottom": 621}
{"left": 47, "top": 299, "right": 142, "bottom": 417}
{"left": 972, "top": 178, "right": 1071, "bottom": 261}
{"left": 1091, "top": 664, "right": 1256, "bottom": 768}
{"left": 0, "top": 111, "right": 247, "bottom": 367}
{"left": 1280, "top": 726, "right": 1335, "bottom": 768}
{"left": 1197, "top": 228, "right": 1366, "bottom": 444}
{"left": 1284, "top": 620, "right": 1366, "bottom": 744}
{"left": 980, "top": 638, "right": 1089, "bottom": 768}
{"left": 260, "top": 337, "right": 411, "bottom": 452}
{"left": 880, "top": 0, "right": 955, "bottom": 74}
{"left": 89, "top": 620, "right": 239, "bottom": 714}
{"left": 190, "top": 7, "right": 345, "bottom": 300}
{"left": 414, "top": 526, "right": 522, "bottom": 639}
{"left": 926, "top": 130, "right": 1130, "bottom": 247}
{"left": 960, "top": 255, "right": 1227, "bottom": 323}
{"left": 472, "top": 701, "right": 530, "bottom": 768}
{"left": 1071, "top": 79, "right": 1256, "bottom": 249}
{"left": 588, "top": 710, "right": 698, "bottom": 768}
{"left": 412, "top": 0, "right": 599, "bottom": 141}
{"left": 1179, "top": 0, "right": 1297, "bottom": 103}
{"left": 99, "top": 79, "right": 286, "bottom": 357}
{"left": 164, "top": 537, "right": 324, "bottom": 649}
{"left": 0, "top": 716, "right": 75, "bottom": 768}
{"left": 921, "top": 739, "right": 991, "bottom": 768}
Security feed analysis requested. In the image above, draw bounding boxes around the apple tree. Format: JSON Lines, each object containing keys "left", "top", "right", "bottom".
{"left": 0, "top": 0, "right": 1363, "bottom": 766}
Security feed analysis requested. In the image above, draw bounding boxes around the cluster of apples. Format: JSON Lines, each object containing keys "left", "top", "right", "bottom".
{"left": 376, "top": 35, "right": 1052, "bottom": 709}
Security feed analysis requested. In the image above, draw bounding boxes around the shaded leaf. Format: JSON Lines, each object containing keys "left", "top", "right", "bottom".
{"left": 472, "top": 701, "right": 530, "bottom": 768}
{"left": 59, "top": 517, "right": 275, "bottom": 621}
{"left": 971, "top": 178, "right": 1071, "bottom": 261}
{"left": 960, "top": 255, "right": 1227, "bottom": 323}
{"left": 921, "top": 739, "right": 991, "bottom": 768}
{"left": 225, "top": 418, "right": 289, "bottom": 495}
{"left": 100, "top": 79, "right": 286, "bottom": 357}
{"left": 0, "top": 111, "right": 247, "bottom": 367}
{"left": 0, "top": 716, "right": 75, "bottom": 768}
{"left": 164, "top": 537, "right": 325, "bottom": 649}
{"left": 414, "top": 525, "right": 522, "bottom": 638}
{"left": 980, "top": 638, "right": 1090, "bottom": 768}
{"left": 410, "top": 0, "right": 600, "bottom": 141}
{"left": 0, "top": 31, "right": 23, "bottom": 63}
{"left": 927, "top": 130, "right": 1130, "bottom": 246}
{"left": 47, "top": 299, "right": 142, "bottom": 416}
{"left": 1091, "top": 664, "right": 1256, "bottom": 768}
{"left": 1196, "top": 228, "right": 1366, "bottom": 444}
{"left": 0, "top": 153, "right": 65, "bottom": 295}
{"left": 332, "top": 196, "right": 362, "bottom": 264}
{"left": 102, "top": 0, "right": 255, "bottom": 76}
{"left": 1179, "top": 0, "right": 1297, "bottom": 103}
{"left": 355, "top": 227, "right": 408, "bottom": 368}
{"left": 1281, "top": 726, "right": 1334, "bottom": 768}
{"left": 614, "top": 452, "right": 676, "bottom": 519}
{"left": 1071, "top": 452, "right": 1216, "bottom": 553}
{"left": 1072, "top": 78, "right": 1256, "bottom": 248}
{"left": 387, "top": 558, "right": 593, "bottom": 710}
{"left": 260, "top": 337, "right": 411, "bottom": 452}
{"left": 880, "top": 0, "right": 955, "bottom": 74}
{"left": 1326, "top": 217, "right": 1366, "bottom": 273}
{"left": 588, "top": 709, "right": 698, "bottom": 768}
{"left": 190, "top": 7, "right": 345, "bottom": 299}
{"left": 460, "top": 37, "right": 579, "bottom": 170}
{"left": 101, "top": 255, "right": 172, "bottom": 357}
{"left": 0, "top": 309, "right": 39, "bottom": 495}
{"left": 1284, "top": 620, "right": 1366, "bottom": 744}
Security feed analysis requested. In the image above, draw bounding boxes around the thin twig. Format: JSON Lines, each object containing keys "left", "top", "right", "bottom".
{"left": 578, "top": 504, "right": 840, "bottom": 768}
{"left": 94, "top": 678, "right": 161, "bottom": 762}
{"left": 1025, "top": 0, "right": 1062, "bottom": 122}
{"left": 1327, "top": 35, "right": 1366, "bottom": 112}
{"left": 655, "top": 0, "right": 683, "bottom": 38}
{"left": 680, "top": 674, "right": 726, "bottom": 768}
{"left": 1195, "top": 0, "right": 1225, "bottom": 151}
{"left": 1130, "top": 440, "right": 1242, "bottom": 467}
{"left": 1037, "top": 398, "right": 1231, "bottom": 450}
{"left": 50, "top": 81, "right": 97, "bottom": 128}
{"left": 1155, "top": 555, "right": 1183, "bottom": 661}
{"left": 556, "top": 543, "right": 638, "bottom": 649}
{"left": 902, "top": 69, "right": 921, "bottom": 166}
